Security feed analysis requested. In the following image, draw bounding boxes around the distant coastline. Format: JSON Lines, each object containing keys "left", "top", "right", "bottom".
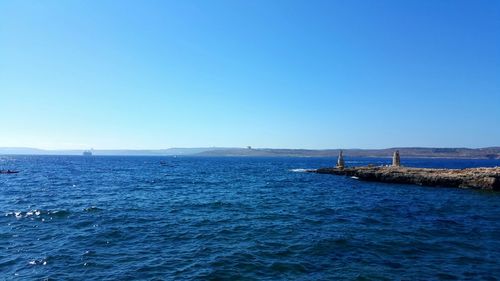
{"left": 0, "top": 147, "right": 499, "bottom": 159}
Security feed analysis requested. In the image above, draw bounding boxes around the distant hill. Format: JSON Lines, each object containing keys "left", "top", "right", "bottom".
{"left": 0, "top": 147, "right": 47, "bottom": 155}
{"left": 195, "top": 147, "right": 500, "bottom": 159}
{"left": 0, "top": 147, "right": 235, "bottom": 156}
{"left": 1, "top": 147, "right": 499, "bottom": 159}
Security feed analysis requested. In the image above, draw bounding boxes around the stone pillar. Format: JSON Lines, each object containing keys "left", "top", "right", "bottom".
{"left": 392, "top": 150, "right": 401, "bottom": 167}
{"left": 337, "top": 150, "right": 345, "bottom": 169}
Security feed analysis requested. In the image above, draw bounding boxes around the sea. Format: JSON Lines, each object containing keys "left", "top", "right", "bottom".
{"left": 1, "top": 156, "right": 500, "bottom": 280}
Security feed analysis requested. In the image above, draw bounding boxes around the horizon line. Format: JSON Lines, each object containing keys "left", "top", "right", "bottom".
{"left": 1, "top": 146, "right": 499, "bottom": 151}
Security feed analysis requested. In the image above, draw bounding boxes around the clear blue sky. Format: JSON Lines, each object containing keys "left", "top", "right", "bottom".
{"left": 1, "top": 0, "right": 499, "bottom": 149}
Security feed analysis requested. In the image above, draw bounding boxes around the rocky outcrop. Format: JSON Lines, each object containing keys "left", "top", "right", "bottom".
{"left": 313, "top": 166, "right": 500, "bottom": 190}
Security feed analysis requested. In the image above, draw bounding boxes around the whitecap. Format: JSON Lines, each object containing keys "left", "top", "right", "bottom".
{"left": 28, "top": 259, "right": 47, "bottom": 266}
{"left": 6, "top": 209, "right": 69, "bottom": 219}
{"left": 290, "top": 168, "right": 315, "bottom": 173}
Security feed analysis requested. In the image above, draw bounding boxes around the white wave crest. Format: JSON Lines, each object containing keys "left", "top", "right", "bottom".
{"left": 290, "top": 168, "right": 315, "bottom": 173}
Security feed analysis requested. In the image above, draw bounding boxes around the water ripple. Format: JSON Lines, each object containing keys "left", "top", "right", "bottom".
{"left": 0, "top": 156, "right": 500, "bottom": 280}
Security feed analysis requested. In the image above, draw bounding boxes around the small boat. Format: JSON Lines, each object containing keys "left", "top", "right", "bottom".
{"left": 350, "top": 176, "right": 359, "bottom": 180}
{"left": 0, "top": 170, "right": 19, "bottom": 174}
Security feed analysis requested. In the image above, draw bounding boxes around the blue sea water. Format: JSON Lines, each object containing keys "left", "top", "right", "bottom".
{"left": 1, "top": 156, "right": 500, "bottom": 280}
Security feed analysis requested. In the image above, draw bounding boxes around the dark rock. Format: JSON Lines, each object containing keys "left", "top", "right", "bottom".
{"left": 312, "top": 166, "right": 500, "bottom": 190}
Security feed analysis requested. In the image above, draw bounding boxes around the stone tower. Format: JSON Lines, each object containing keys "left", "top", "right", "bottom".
{"left": 337, "top": 150, "right": 345, "bottom": 169}
{"left": 392, "top": 150, "right": 401, "bottom": 167}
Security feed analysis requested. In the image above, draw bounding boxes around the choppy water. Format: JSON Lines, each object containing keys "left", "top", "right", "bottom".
{"left": 1, "top": 156, "right": 500, "bottom": 280}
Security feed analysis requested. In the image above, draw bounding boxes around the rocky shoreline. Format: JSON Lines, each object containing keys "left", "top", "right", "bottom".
{"left": 312, "top": 166, "right": 500, "bottom": 190}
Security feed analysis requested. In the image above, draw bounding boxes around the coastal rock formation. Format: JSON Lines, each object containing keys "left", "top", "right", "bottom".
{"left": 313, "top": 166, "right": 500, "bottom": 190}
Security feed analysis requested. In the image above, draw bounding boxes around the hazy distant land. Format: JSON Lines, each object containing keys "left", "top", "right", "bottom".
{"left": 1, "top": 147, "right": 499, "bottom": 159}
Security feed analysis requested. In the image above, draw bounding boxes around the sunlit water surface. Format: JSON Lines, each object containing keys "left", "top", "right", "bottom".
{"left": 1, "top": 156, "right": 500, "bottom": 280}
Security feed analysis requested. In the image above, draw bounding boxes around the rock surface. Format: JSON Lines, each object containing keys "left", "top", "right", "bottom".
{"left": 313, "top": 166, "right": 500, "bottom": 190}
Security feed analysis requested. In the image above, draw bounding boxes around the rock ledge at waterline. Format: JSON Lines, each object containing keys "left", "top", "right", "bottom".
{"left": 311, "top": 166, "right": 500, "bottom": 190}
